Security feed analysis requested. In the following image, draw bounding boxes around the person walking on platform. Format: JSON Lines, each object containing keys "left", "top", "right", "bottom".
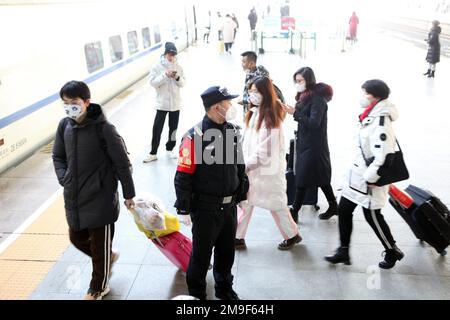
{"left": 174, "top": 86, "right": 249, "bottom": 300}
{"left": 282, "top": 67, "right": 338, "bottom": 223}
{"left": 235, "top": 76, "right": 301, "bottom": 251}
{"left": 348, "top": 12, "right": 359, "bottom": 43}
{"left": 143, "top": 42, "right": 186, "bottom": 163}
{"left": 231, "top": 13, "right": 239, "bottom": 39}
{"left": 324, "top": 79, "right": 404, "bottom": 269}
{"left": 248, "top": 7, "right": 258, "bottom": 39}
{"left": 423, "top": 20, "right": 441, "bottom": 78}
{"left": 239, "top": 51, "right": 269, "bottom": 115}
{"left": 53, "top": 81, "right": 135, "bottom": 300}
{"left": 221, "top": 14, "right": 238, "bottom": 54}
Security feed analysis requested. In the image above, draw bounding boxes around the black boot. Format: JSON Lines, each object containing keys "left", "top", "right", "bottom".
{"left": 423, "top": 69, "right": 431, "bottom": 76}
{"left": 289, "top": 206, "right": 299, "bottom": 223}
{"left": 428, "top": 70, "right": 435, "bottom": 78}
{"left": 379, "top": 245, "right": 404, "bottom": 269}
{"left": 325, "top": 247, "right": 351, "bottom": 265}
{"left": 319, "top": 200, "right": 338, "bottom": 220}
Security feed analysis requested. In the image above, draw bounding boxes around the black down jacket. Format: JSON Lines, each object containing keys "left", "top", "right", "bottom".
{"left": 426, "top": 26, "right": 441, "bottom": 64}
{"left": 52, "top": 104, "right": 135, "bottom": 231}
{"left": 293, "top": 88, "right": 332, "bottom": 188}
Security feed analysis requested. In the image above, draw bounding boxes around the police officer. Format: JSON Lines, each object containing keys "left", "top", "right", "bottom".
{"left": 174, "top": 86, "right": 249, "bottom": 300}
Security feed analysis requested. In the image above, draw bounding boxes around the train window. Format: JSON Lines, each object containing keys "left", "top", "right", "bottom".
{"left": 142, "top": 27, "right": 151, "bottom": 48}
{"left": 127, "top": 31, "right": 139, "bottom": 54}
{"left": 109, "top": 35, "right": 124, "bottom": 63}
{"left": 154, "top": 25, "right": 161, "bottom": 44}
{"left": 84, "top": 41, "right": 104, "bottom": 73}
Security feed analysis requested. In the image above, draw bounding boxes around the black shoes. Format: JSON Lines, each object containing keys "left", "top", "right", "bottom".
{"left": 423, "top": 69, "right": 431, "bottom": 76}
{"left": 428, "top": 70, "right": 435, "bottom": 78}
{"left": 325, "top": 247, "right": 351, "bottom": 265}
{"left": 289, "top": 206, "right": 299, "bottom": 223}
{"left": 235, "top": 238, "right": 247, "bottom": 250}
{"left": 278, "top": 234, "right": 302, "bottom": 250}
{"left": 379, "top": 245, "right": 404, "bottom": 269}
{"left": 319, "top": 201, "right": 338, "bottom": 220}
{"left": 215, "top": 289, "right": 240, "bottom": 300}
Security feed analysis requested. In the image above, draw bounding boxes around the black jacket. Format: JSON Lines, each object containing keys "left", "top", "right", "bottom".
{"left": 174, "top": 115, "right": 248, "bottom": 213}
{"left": 52, "top": 104, "right": 135, "bottom": 231}
{"left": 426, "top": 26, "right": 441, "bottom": 64}
{"left": 293, "top": 92, "right": 332, "bottom": 187}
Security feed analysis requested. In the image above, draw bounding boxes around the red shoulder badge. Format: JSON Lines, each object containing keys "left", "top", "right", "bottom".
{"left": 176, "top": 137, "right": 196, "bottom": 174}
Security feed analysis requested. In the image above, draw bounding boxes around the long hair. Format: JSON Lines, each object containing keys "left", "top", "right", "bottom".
{"left": 244, "top": 76, "right": 285, "bottom": 131}
{"left": 293, "top": 67, "right": 316, "bottom": 103}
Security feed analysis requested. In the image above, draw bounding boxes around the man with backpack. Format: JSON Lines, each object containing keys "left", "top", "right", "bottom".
{"left": 52, "top": 80, "right": 135, "bottom": 300}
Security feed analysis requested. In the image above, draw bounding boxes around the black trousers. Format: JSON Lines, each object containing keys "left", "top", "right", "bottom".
{"left": 225, "top": 42, "right": 233, "bottom": 52}
{"left": 150, "top": 110, "right": 180, "bottom": 155}
{"left": 338, "top": 196, "right": 396, "bottom": 250}
{"left": 292, "top": 184, "right": 336, "bottom": 212}
{"left": 187, "top": 203, "right": 237, "bottom": 299}
{"left": 69, "top": 224, "right": 115, "bottom": 292}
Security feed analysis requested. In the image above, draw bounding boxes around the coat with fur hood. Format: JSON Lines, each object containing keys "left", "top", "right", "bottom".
{"left": 242, "top": 107, "right": 288, "bottom": 210}
{"left": 148, "top": 55, "right": 186, "bottom": 111}
{"left": 341, "top": 99, "right": 399, "bottom": 209}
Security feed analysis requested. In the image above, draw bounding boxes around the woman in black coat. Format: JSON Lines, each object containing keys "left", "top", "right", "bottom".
{"left": 423, "top": 20, "right": 441, "bottom": 78}
{"left": 283, "top": 67, "right": 337, "bottom": 222}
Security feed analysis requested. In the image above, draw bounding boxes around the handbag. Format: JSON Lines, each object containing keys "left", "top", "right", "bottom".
{"left": 359, "top": 135, "right": 409, "bottom": 187}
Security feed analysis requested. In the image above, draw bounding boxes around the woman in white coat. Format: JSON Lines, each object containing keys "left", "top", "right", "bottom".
{"left": 235, "top": 76, "right": 301, "bottom": 250}
{"left": 221, "top": 14, "right": 238, "bottom": 54}
{"left": 325, "top": 79, "right": 404, "bottom": 269}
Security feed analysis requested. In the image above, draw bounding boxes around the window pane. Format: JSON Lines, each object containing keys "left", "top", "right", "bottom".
{"left": 127, "top": 31, "right": 139, "bottom": 54}
{"left": 142, "top": 27, "right": 151, "bottom": 48}
{"left": 109, "top": 35, "right": 123, "bottom": 63}
{"left": 154, "top": 25, "right": 161, "bottom": 44}
{"left": 84, "top": 41, "right": 104, "bottom": 73}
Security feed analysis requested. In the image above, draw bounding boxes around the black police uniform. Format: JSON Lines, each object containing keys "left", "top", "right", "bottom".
{"left": 174, "top": 87, "right": 248, "bottom": 300}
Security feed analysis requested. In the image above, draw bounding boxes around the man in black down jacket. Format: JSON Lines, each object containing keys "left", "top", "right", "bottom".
{"left": 52, "top": 81, "right": 135, "bottom": 300}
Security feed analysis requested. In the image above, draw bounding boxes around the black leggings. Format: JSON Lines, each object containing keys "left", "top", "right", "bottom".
{"left": 338, "top": 196, "right": 396, "bottom": 250}
{"left": 150, "top": 110, "right": 180, "bottom": 155}
{"left": 292, "top": 184, "right": 336, "bottom": 212}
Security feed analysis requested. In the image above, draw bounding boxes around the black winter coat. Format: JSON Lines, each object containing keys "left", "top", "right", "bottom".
{"left": 52, "top": 104, "right": 135, "bottom": 231}
{"left": 426, "top": 26, "right": 441, "bottom": 64}
{"left": 293, "top": 93, "right": 332, "bottom": 187}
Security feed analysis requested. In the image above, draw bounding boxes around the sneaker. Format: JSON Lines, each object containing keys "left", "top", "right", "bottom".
{"left": 83, "top": 286, "right": 111, "bottom": 300}
{"left": 167, "top": 150, "right": 178, "bottom": 159}
{"left": 278, "top": 234, "right": 302, "bottom": 250}
{"left": 235, "top": 238, "right": 247, "bottom": 250}
{"left": 143, "top": 154, "right": 157, "bottom": 163}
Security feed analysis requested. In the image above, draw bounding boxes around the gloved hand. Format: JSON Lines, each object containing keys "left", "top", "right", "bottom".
{"left": 179, "top": 213, "right": 192, "bottom": 226}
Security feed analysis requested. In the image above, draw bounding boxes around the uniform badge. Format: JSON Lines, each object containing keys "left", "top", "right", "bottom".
{"left": 380, "top": 133, "right": 387, "bottom": 141}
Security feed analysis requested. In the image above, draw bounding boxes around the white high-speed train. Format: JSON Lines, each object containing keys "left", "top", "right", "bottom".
{"left": 0, "top": 0, "right": 200, "bottom": 173}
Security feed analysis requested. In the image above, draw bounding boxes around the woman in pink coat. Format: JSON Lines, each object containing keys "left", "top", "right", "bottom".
{"left": 348, "top": 12, "right": 359, "bottom": 41}
{"left": 235, "top": 76, "right": 301, "bottom": 251}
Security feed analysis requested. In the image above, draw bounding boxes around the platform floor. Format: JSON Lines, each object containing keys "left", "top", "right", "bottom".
{"left": 1, "top": 23, "right": 450, "bottom": 300}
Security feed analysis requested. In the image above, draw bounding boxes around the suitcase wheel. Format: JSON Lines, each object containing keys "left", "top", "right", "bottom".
{"left": 440, "top": 250, "right": 447, "bottom": 256}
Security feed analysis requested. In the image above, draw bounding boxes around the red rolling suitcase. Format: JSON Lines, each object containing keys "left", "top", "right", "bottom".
{"left": 151, "top": 231, "right": 192, "bottom": 272}
{"left": 389, "top": 184, "right": 450, "bottom": 256}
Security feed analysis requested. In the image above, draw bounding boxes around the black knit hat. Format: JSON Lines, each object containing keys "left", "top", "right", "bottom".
{"left": 164, "top": 42, "right": 178, "bottom": 55}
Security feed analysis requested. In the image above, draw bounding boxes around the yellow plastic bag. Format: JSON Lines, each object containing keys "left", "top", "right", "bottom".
{"left": 130, "top": 209, "right": 180, "bottom": 239}
{"left": 218, "top": 40, "right": 224, "bottom": 54}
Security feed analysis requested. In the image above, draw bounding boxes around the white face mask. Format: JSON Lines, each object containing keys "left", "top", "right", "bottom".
{"left": 359, "top": 96, "right": 371, "bottom": 108}
{"left": 249, "top": 92, "right": 263, "bottom": 106}
{"left": 64, "top": 104, "right": 83, "bottom": 120}
{"left": 295, "top": 83, "right": 306, "bottom": 93}
{"left": 219, "top": 104, "right": 237, "bottom": 121}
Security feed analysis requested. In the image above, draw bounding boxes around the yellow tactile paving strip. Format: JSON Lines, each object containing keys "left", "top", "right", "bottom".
{"left": 0, "top": 194, "right": 70, "bottom": 299}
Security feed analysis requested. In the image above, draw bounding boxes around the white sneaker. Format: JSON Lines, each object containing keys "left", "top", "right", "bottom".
{"left": 83, "top": 286, "right": 111, "bottom": 300}
{"left": 167, "top": 150, "right": 178, "bottom": 159}
{"left": 143, "top": 154, "right": 157, "bottom": 163}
